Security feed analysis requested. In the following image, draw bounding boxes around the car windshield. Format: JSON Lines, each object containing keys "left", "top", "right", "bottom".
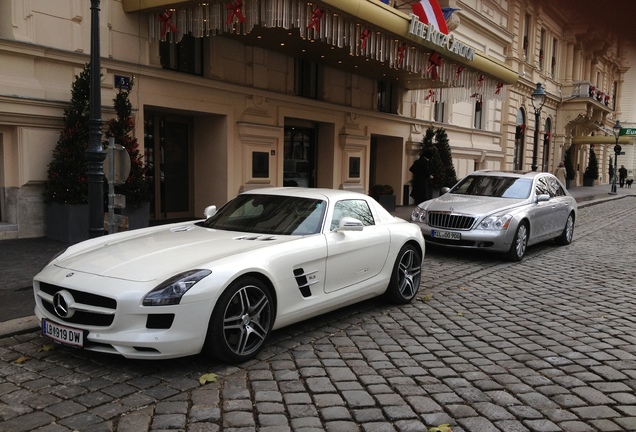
{"left": 450, "top": 175, "right": 532, "bottom": 199}
{"left": 202, "top": 194, "right": 326, "bottom": 235}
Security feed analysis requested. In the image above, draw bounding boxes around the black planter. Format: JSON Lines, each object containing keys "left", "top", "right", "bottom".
{"left": 119, "top": 202, "right": 150, "bottom": 230}
{"left": 46, "top": 203, "right": 89, "bottom": 244}
{"left": 583, "top": 177, "right": 595, "bottom": 187}
{"left": 566, "top": 179, "right": 572, "bottom": 189}
{"left": 377, "top": 194, "right": 396, "bottom": 212}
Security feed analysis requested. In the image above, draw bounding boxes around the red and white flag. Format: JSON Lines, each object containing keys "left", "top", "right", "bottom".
{"left": 411, "top": 0, "right": 449, "bottom": 34}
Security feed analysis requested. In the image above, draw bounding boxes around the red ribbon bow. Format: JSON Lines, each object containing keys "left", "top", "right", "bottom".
{"left": 226, "top": 0, "right": 246, "bottom": 25}
{"left": 397, "top": 43, "right": 407, "bottom": 66}
{"left": 308, "top": 8, "right": 325, "bottom": 31}
{"left": 425, "top": 89, "right": 435, "bottom": 101}
{"left": 495, "top": 82, "right": 503, "bottom": 95}
{"left": 455, "top": 66, "right": 464, "bottom": 80}
{"left": 158, "top": 12, "right": 178, "bottom": 38}
{"left": 360, "top": 29, "right": 370, "bottom": 50}
{"left": 427, "top": 52, "right": 442, "bottom": 80}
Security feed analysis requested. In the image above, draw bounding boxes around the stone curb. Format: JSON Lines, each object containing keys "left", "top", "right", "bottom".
{"left": 0, "top": 315, "right": 39, "bottom": 338}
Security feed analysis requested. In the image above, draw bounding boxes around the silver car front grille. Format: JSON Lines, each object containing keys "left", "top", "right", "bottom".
{"left": 38, "top": 282, "right": 117, "bottom": 327}
{"left": 428, "top": 212, "right": 475, "bottom": 230}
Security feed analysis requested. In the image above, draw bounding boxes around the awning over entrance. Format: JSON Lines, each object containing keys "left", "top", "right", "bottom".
{"left": 571, "top": 136, "right": 630, "bottom": 145}
{"left": 122, "top": 0, "right": 517, "bottom": 101}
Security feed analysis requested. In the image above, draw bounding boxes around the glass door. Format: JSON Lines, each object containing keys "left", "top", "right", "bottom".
{"left": 144, "top": 113, "right": 194, "bottom": 221}
{"left": 283, "top": 127, "right": 315, "bottom": 188}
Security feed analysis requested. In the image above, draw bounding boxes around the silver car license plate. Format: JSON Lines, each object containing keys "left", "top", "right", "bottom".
{"left": 431, "top": 229, "right": 461, "bottom": 241}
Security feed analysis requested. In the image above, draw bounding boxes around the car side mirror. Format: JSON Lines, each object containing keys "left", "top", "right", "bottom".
{"left": 334, "top": 217, "right": 364, "bottom": 232}
{"left": 204, "top": 205, "right": 217, "bottom": 218}
{"left": 440, "top": 187, "right": 450, "bottom": 194}
{"left": 536, "top": 194, "right": 550, "bottom": 203}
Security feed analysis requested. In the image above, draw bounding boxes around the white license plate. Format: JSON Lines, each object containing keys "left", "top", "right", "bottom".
{"left": 42, "top": 319, "right": 84, "bottom": 347}
{"left": 431, "top": 229, "right": 461, "bottom": 241}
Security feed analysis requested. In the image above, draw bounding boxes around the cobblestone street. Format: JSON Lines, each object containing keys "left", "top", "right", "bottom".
{"left": 1, "top": 197, "right": 636, "bottom": 432}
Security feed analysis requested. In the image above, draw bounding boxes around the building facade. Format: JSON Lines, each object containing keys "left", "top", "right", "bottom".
{"left": 0, "top": 0, "right": 633, "bottom": 240}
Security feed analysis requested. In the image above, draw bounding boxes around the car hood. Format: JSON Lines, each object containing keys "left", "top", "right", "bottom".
{"left": 52, "top": 224, "right": 295, "bottom": 282}
{"left": 424, "top": 194, "right": 527, "bottom": 216}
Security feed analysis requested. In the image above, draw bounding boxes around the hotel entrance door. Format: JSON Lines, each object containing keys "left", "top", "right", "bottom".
{"left": 144, "top": 113, "right": 193, "bottom": 221}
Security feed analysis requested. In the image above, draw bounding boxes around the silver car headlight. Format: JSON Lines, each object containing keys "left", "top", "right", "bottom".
{"left": 411, "top": 207, "right": 427, "bottom": 223}
{"left": 143, "top": 269, "right": 212, "bottom": 306}
{"left": 479, "top": 214, "right": 513, "bottom": 230}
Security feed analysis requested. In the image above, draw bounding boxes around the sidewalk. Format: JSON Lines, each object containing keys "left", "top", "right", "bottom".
{"left": 0, "top": 183, "right": 634, "bottom": 338}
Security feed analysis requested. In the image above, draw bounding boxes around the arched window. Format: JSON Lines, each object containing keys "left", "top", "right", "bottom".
{"left": 514, "top": 109, "right": 526, "bottom": 170}
{"left": 542, "top": 118, "right": 552, "bottom": 172}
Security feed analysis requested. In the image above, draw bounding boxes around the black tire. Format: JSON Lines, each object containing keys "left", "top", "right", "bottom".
{"left": 384, "top": 244, "right": 422, "bottom": 304}
{"left": 554, "top": 212, "right": 575, "bottom": 246}
{"left": 203, "top": 276, "right": 273, "bottom": 363}
{"left": 505, "top": 222, "right": 528, "bottom": 262}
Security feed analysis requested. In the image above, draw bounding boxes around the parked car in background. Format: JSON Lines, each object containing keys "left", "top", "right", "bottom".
{"left": 411, "top": 170, "right": 577, "bottom": 261}
{"left": 34, "top": 188, "right": 424, "bottom": 362}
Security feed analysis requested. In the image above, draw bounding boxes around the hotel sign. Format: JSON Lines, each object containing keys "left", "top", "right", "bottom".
{"left": 620, "top": 128, "right": 636, "bottom": 136}
{"left": 408, "top": 14, "right": 475, "bottom": 61}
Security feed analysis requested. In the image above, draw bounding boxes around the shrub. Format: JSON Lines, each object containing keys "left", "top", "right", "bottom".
{"left": 584, "top": 147, "right": 599, "bottom": 180}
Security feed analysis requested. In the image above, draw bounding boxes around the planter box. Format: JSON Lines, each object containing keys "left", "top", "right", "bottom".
{"left": 119, "top": 202, "right": 150, "bottom": 230}
{"left": 583, "top": 177, "right": 596, "bottom": 187}
{"left": 46, "top": 203, "right": 89, "bottom": 244}
{"left": 377, "top": 194, "right": 396, "bottom": 212}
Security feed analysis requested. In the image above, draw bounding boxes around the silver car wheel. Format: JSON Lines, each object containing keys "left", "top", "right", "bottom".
{"left": 398, "top": 248, "right": 421, "bottom": 299}
{"left": 385, "top": 244, "right": 422, "bottom": 304}
{"left": 506, "top": 222, "right": 528, "bottom": 262}
{"left": 515, "top": 224, "right": 528, "bottom": 257}
{"left": 204, "top": 276, "right": 274, "bottom": 362}
{"left": 222, "top": 284, "right": 272, "bottom": 357}
{"left": 555, "top": 213, "right": 575, "bottom": 246}
{"left": 565, "top": 215, "right": 574, "bottom": 242}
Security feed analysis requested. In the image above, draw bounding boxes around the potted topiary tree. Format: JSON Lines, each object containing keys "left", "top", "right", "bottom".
{"left": 583, "top": 147, "right": 599, "bottom": 186}
{"left": 421, "top": 127, "right": 458, "bottom": 197}
{"left": 43, "top": 64, "right": 92, "bottom": 244}
{"left": 434, "top": 127, "right": 458, "bottom": 189}
{"left": 105, "top": 79, "right": 151, "bottom": 229}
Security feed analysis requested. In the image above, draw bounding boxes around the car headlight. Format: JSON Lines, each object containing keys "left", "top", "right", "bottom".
{"left": 143, "top": 269, "right": 212, "bottom": 306}
{"left": 411, "top": 207, "right": 427, "bottom": 223}
{"left": 479, "top": 214, "right": 513, "bottom": 230}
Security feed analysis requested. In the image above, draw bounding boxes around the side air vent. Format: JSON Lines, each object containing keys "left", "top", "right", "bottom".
{"left": 293, "top": 268, "right": 319, "bottom": 298}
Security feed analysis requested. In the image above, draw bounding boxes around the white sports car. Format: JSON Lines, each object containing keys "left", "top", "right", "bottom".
{"left": 34, "top": 188, "right": 424, "bottom": 362}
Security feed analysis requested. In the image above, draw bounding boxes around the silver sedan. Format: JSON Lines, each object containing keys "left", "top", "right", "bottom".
{"left": 410, "top": 170, "right": 577, "bottom": 261}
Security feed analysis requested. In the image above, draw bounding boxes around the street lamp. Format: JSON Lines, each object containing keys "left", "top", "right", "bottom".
{"left": 530, "top": 82, "right": 546, "bottom": 172}
{"left": 610, "top": 119, "right": 622, "bottom": 195}
{"left": 87, "top": 0, "right": 106, "bottom": 238}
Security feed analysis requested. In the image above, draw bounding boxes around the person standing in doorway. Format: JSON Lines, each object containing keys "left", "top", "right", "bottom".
{"left": 409, "top": 151, "right": 434, "bottom": 204}
{"left": 619, "top": 165, "right": 628, "bottom": 188}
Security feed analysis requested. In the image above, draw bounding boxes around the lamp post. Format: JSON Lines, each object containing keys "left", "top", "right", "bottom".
{"left": 610, "top": 120, "right": 622, "bottom": 195}
{"left": 530, "top": 82, "right": 546, "bottom": 172}
{"left": 87, "top": 0, "right": 106, "bottom": 238}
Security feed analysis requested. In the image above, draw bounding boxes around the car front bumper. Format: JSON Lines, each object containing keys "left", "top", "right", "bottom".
{"left": 412, "top": 222, "right": 514, "bottom": 253}
{"left": 34, "top": 275, "right": 216, "bottom": 360}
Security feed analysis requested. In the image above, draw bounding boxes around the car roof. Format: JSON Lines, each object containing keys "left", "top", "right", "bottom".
{"left": 240, "top": 187, "right": 371, "bottom": 201}
{"left": 468, "top": 170, "right": 553, "bottom": 179}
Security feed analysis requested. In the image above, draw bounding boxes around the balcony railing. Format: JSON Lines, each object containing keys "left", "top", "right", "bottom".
{"left": 571, "top": 81, "right": 613, "bottom": 108}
